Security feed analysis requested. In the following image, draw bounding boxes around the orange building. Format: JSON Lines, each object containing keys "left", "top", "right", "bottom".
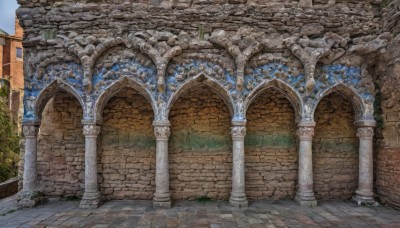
{"left": 0, "top": 17, "right": 24, "bottom": 132}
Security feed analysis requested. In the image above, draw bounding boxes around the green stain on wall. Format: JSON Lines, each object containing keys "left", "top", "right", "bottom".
{"left": 314, "top": 138, "right": 358, "bottom": 152}
{"left": 103, "top": 131, "right": 156, "bottom": 148}
{"left": 245, "top": 133, "right": 296, "bottom": 148}
{"left": 170, "top": 130, "right": 230, "bottom": 151}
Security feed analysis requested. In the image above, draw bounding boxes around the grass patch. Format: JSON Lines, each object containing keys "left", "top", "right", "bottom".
{"left": 63, "top": 195, "right": 81, "bottom": 201}
{"left": 195, "top": 196, "right": 212, "bottom": 203}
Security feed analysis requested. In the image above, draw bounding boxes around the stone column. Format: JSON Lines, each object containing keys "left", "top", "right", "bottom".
{"left": 353, "top": 120, "right": 376, "bottom": 205}
{"left": 229, "top": 120, "right": 248, "bottom": 207}
{"left": 295, "top": 122, "right": 317, "bottom": 207}
{"left": 80, "top": 124, "right": 101, "bottom": 209}
{"left": 18, "top": 123, "right": 42, "bottom": 208}
{"left": 153, "top": 121, "right": 172, "bottom": 208}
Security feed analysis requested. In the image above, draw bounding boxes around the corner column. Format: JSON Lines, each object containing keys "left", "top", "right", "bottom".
{"left": 295, "top": 122, "right": 317, "bottom": 207}
{"left": 353, "top": 120, "right": 376, "bottom": 205}
{"left": 229, "top": 120, "right": 248, "bottom": 207}
{"left": 153, "top": 121, "right": 172, "bottom": 208}
{"left": 18, "top": 122, "right": 42, "bottom": 208}
{"left": 80, "top": 124, "right": 101, "bottom": 209}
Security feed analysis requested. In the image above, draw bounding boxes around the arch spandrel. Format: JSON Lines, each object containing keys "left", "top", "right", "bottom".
{"left": 24, "top": 79, "right": 85, "bottom": 122}
{"left": 164, "top": 59, "right": 236, "bottom": 120}
{"left": 310, "top": 64, "right": 375, "bottom": 122}
{"left": 94, "top": 77, "right": 157, "bottom": 124}
{"left": 244, "top": 79, "right": 304, "bottom": 122}
{"left": 23, "top": 63, "right": 86, "bottom": 122}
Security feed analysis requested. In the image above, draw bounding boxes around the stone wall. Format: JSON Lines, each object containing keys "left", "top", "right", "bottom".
{"left": 313, "top": 93, "right": 358, "bottom": 200}
{"left": 18, "top": 1, "right": 380, "bottom": 43}
{"left": 37, "top": 91, "right": 85, "bottom": 197}
{"left": 99, "top": 90, "right": 156, "bottom": 200}
{"left": 374, "top": 34, "right": 400, "bottom": 209}
{"left": 245, "top": 89, "right": 297, "bottom": 200}
{"left": 169, "top": 86, "right": 232, "bottom": 200}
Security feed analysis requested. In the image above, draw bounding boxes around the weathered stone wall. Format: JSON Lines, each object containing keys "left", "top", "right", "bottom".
{"left": 18, "top": 1, "right": 379, "bottom": 43}
{"left": 374, "top": 34, "right": 400, "bottom": 209}
{"left": 245, "top": 89, "right": 297, "bottom": 200}
{"left": 37, "top": 91, "right": 85, "bottom": 197}
{"left": 382, "top": 0, "right": 400, "bottom": 36}
{"left": 313, "top": 93, "right": 358, "bottom": 200}
{"left": 99, "top": 90, "right": 156, "bottom": 200}
{"left": 169, "top": 86, "right": 232, "bottom": 200}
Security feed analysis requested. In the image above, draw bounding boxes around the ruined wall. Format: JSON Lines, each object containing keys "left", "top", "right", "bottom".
{"left": 18, "top": 1, "right": 380, "bottom": 42}
{"left": 245, "top": 89, "right": 297, "bottom": 200}
{"left": 374, "top": 33, "right": 400, "bottom": 209}
{"left": 37, "top": 91, "right": 85, "bottom": 197}
{"left": 99, "top": 90, "right": 156, "bottom": 200}
{"left": 169, "top": 86, "right": 232, "bottom": 200}
{"left": 313, "top": 93, "right": 358, "bottom": 200}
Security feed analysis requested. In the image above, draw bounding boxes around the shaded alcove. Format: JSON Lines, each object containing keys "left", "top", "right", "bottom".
{"left": 169, "top": 85, "right": 232, "bottom": 200}
{"left": 313, "top": 92, "right": 359, "bottom": 200}
{"left": 245, "top": 89, "right": 298, "bottom": 200}
{"left": 99, "top": 89, "right": 156, "bottom": 200}
{"left": 37, "top": 91, "right": 85, "bottom": 197}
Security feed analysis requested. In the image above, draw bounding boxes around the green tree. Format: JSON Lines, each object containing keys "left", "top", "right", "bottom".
{"left": 0, "top": 85, "right": 20, "bottom": 182}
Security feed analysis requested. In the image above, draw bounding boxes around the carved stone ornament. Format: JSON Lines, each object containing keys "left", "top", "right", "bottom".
{"left": 356, "top": 127, "right": 374, "bottom": 138}
{"left": 231, "top": 125, "right": 246, "bottom": 138}
{"left": 154, "top": 125, "right": 171, "bottom": 139}
{"left": 83, "top": 125, "right": 101, "bottom": 136}
{"left": 23, "top": 125, "right": 39, "bottom": 137}
{"left": 297, "top": 126, "right": 315, "bottom": 139}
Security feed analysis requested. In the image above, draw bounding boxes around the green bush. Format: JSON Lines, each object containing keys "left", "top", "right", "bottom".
{"left": 0, "top": 85, "right": 20, "bottom": 182}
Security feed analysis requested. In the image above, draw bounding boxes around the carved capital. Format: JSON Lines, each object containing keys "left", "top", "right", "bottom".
{"left": 357, "top": 127, "right": 374, "bottom": 139}
{"left": 83, "top": 125, "right": 101, "bottom": 137}
{"left": 297, "top": 126, "right": 314, "bottom": 140}
{"left": 154, "top": 125, "right": 171, "bottom": 140}
{"left": 23, "top": 125, "right": 39, "bottom": 137}
{"left": 231, "top": 125, "right": 246, "bottom": 139}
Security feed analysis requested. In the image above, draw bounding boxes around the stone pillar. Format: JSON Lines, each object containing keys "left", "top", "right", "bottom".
{"left": 295, "top": 122, "right": 317, "bottom": 207}
{"left": 18, "top": 122, "right": 42, "bottom": 208}
{"left": 353, "top": 120, "right": 376, "bottom": 205}
{"left": 80, "top": 124, "right": 101, "bottom": 209}
{"left": 153, "top": 121, "right": 172, "bottom": 208}
{"left": 229, "top": 120, "right": 248, "bottom": 207}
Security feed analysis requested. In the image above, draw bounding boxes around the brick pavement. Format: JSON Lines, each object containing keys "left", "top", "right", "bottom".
{"left": 0, "top": 195, "right": 400, "bottom": 227}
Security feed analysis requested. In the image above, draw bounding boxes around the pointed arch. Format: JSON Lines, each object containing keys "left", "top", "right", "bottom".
{"left": 166, "top": 73, "right": 234, "bottom": 118}
{"left": 245, "top": 79, "right": 304, "bottom": 121}
{"left": 94, "top": 77, "right": 157, "bottom": 122}
{"left": 35, "top": 79, "right": 85, "bottom": 119}
{"left": 312, "top": 83, "right": 368, "bottom": 121}
{"left": 90, "top": 38, "right": 127, "bottom": 71}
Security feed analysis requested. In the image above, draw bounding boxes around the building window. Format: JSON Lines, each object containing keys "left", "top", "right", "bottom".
{"left": 16, "top": 48, "right": 23, "bottom": 59}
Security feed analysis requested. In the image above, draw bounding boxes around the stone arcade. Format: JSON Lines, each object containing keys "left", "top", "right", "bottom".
{"left": 15, "top": 0, "right": 400, "bottom": 209}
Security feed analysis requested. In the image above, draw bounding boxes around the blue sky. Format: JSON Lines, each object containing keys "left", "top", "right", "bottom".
{"left": 0, "top": 0, "right": 20, "bottom": 34}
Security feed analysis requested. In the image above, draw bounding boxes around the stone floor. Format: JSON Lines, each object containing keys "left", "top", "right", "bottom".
{"left": 0, "top": 195, "right": 400, "bottom": 227}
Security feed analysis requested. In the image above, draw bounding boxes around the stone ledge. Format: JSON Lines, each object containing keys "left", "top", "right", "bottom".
{"left": 0, "top": 178, "right": 19, "bottom": 200}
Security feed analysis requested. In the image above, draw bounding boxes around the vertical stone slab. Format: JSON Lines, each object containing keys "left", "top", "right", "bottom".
{"left": 295, "top": 122, "right": 317, "bottom": 207}
{"left": 153, "top": 121, "right": 172, "bottom": 208}
{"left": 18, "top": 122, "right": 42, "bottom": 208}
{"left": 80, "top": 124, "right": 102, "bottom": 209}
{"left": 353, "top": 120, "right": 377, "bottom": 205}
{"left": 229, "top": 120, "right": 248, "bottom": 207}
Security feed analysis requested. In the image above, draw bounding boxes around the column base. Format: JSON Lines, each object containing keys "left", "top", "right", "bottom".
{"left": 295, "top": 191, "right": 317, "bottom": 207}
{"left": 17, "top": 190, "right": 43, "bottom": 208}
{"left": 153, "top": 192, "right": 172, "bottom": 208}
{"left": 352, "top": 194, "right": 378, "bottom": 206}
{"left": 80, "top": 191, "right": 101, "bottom": 209}
{"left": 229, "top": 192, "right": 248, "bottom": 208}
